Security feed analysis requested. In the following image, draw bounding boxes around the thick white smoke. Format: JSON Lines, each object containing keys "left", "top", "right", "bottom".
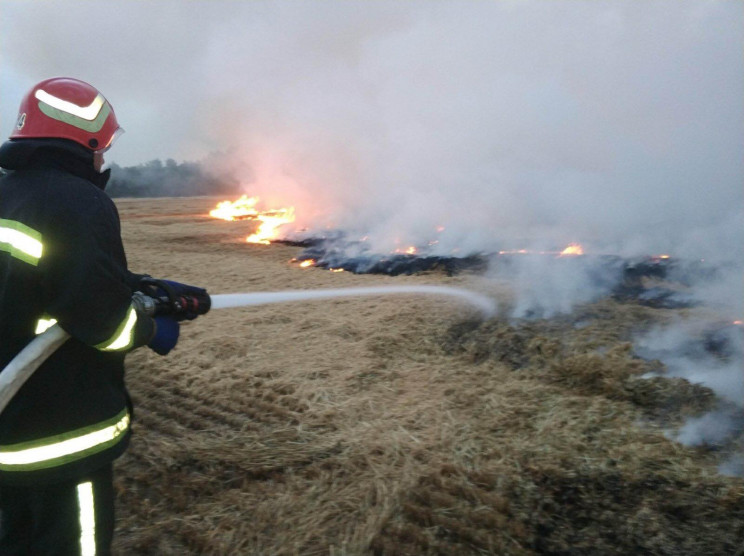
{"left": 2, "top": 2, "right": 741, "bottom": 262}
{"left": 636, "top": 320, "right": 744, "bottom": 408}
{"left": 213, "top": 2, "right": 743, "bottom": 263}
{"left": 633, "top": 314, "right": 744, "bottom": 474}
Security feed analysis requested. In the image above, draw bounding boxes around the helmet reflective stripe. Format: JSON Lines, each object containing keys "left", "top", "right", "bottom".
{"left": 96, "top": 305, "right": 137, "bottom": 351}
{"left": 0, "top": 218, "right": 43, "bottom": 266}
{"left": 36, "top": 95, "right": 112, "bottom": 134}
{"left": 77, "top": 481, "right": 97, "bottom": 556}
{"left": 35, "top": 317, "right": 58, "bottom": 334}
{"left": 0, "top": 409, "right": 129, "bottom": 472}
{"left": 35, "top": 89, "right": 105, "bottom": 121}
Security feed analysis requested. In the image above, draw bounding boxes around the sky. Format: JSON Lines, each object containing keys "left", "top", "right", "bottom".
{"left": 1, "top": 0, "right": 742, "bottom": 259}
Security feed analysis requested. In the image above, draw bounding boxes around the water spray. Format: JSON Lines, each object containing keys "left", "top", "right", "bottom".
{"left": 0, "top": 285, "right": 495, "bottom": 415}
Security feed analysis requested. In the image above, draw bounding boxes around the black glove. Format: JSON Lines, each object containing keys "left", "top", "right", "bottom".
{"left": 139, "top": 278, "right": 210, "bottom": 321}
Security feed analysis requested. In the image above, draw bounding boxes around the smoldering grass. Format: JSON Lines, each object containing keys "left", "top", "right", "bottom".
{"left": 112, "top": 198, "right": 744, "bottom": 555}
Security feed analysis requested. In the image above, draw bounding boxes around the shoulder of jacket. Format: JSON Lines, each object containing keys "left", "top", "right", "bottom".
{"left": 43, "top": 172, "right": 119, "bottom": 228}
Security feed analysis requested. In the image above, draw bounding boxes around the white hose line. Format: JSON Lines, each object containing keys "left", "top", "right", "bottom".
{"left": 0, "top": 285, "right": 495, "bottom": 416}
{"left": 211, "top": 285, "right": 496, "bottom": 316}
{"left": 0, "top": 325, "right": 70, "bottom": 415}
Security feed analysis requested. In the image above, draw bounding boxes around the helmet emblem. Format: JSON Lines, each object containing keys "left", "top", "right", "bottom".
{"left": 16, "top": 113, "right": 26, "bottom": 130}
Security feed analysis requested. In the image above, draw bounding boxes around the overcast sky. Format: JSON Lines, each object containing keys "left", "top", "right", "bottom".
{"left": 1, "top": 1, "right": 742, "bottom": 258}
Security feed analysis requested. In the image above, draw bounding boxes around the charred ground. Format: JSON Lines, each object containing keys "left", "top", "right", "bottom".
{"left": 113, "top": 198, "right": 743, "bottom": 555}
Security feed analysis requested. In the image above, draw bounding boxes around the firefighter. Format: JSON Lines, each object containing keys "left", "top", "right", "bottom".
{"left": 0, "top": 77, "right": 201, "bottom": 554}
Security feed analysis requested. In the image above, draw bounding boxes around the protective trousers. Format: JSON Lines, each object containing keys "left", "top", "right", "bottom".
{"left": 0, "top": 464, "right": 114, "bottom": 555}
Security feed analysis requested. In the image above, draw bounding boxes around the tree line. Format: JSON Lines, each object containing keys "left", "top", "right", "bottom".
{"left": 106, "top": 158, "right": 243, "bottom": 198}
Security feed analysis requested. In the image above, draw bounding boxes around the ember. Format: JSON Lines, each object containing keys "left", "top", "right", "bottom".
{"left": 217, "top": 210, "right": 728, "bottom": 313}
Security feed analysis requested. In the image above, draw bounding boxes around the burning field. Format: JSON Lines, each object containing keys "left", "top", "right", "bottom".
{"left": 112, "top": 197, "right": 743, "bottom": 555}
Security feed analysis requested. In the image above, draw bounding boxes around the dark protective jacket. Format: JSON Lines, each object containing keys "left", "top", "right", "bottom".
{"left": 0, "top": 139, "right": 154, "bottom": 486}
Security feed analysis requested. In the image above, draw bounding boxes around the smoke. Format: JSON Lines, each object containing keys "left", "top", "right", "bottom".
{"left": 634, "top": 315, "right": 744, "bottom": 464}
{"left": 675, "top": 411, "right": 743, "bottom": 447}
{"left": 218, "top": 1, "right": 743, "bottom": 263}
{"left": 635, "top": 319, "right": 744, "bottom": 407}
{"left": 487, "top": 254, "right": 625, "bottom": 319}
{"left": 1, "top": 1, "right": 741, "bottom": 263}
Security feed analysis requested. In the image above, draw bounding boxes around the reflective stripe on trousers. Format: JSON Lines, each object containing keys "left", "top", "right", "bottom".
{"left": 0, "top": 409, "right": 130, "bottom": 472}
{"left": 0, "top": 464, "right": 115, "bottom": 555}
{"left": 78, "top": 481, "right": 96, "bottom": 556}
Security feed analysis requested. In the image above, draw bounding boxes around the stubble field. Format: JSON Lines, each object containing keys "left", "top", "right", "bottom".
{"left": 112, "top": 197, "right": 743, "bottom": 555}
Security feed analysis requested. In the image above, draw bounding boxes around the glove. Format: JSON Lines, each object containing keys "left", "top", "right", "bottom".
{"left": 148, "top": 316, "right": 180, "bottom": 355}
{"left": 157, "top": 279, "right": 206, "bottom": 298}
{"left": 140, "top": 278, "right": 209, "bottom": 321}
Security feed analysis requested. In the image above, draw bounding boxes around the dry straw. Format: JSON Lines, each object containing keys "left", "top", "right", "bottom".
{"left": 112, "top": 198, "right": 743, "bottom": 555}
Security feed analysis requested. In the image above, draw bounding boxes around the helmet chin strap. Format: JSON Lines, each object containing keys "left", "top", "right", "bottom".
{"left": 96, "top": 127, "right": 123, "bottom": 173}
{"left": 93, "top": 151, "right": 105, "bottom": 173}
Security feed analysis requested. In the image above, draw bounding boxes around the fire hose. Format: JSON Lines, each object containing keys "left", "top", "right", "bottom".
{"left": 0, "top": 285, "right": 495, "bottom": 416}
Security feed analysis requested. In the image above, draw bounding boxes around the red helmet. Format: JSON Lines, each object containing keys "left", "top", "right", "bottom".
{"left": 10, "top": 77, "right": 122, "bottom": 153}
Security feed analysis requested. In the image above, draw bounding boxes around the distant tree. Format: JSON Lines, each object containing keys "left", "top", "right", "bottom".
{"left": 106, "top": 156, "right": 244, "bottom": 198}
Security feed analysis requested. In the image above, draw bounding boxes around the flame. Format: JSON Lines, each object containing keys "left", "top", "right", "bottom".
{"left": 209, "top": 195, "right": 260, "bottom": 221}
{"left": 394, "top": 246, "right": 418, "bottom": 255}
{"left": 734, "top": 320, "right": 743, "bottom": 326}
{"left": 246, "top": 207, "right": 295, "bottom": 244}
{"left": 559, "top": 243, "right": 584, "bottom": 256}
{"left": 210, "top": 195, "right": 295, "bottom": 244}
{"left": 299, "top": 259, "right": 315, "bottom": 268}
{"left": 497, "top": 244, "right": 586, "bottom": 256}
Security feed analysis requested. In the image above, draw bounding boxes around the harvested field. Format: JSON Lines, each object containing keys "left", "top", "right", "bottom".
{"left": 113, "top": 197, "right": 744, "bottom": 555}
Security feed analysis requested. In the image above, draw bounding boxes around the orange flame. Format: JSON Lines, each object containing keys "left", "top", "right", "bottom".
{"left": 299, "top": 259, "right": 315, "bottom": 268}
{"left": 209, "top": 195, "right": 260, "bottom": 221}
{"left": 210, "top": 195, "right": 295, "bottom": 244}
{"left": 246, "top": 207, "right": 295, "bottom": 244}
{"left": 559, "top": 243, "right": 584, "bottom": 256}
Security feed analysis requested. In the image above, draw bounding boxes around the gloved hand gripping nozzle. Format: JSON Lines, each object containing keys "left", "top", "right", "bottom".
{"left": 132, "top": 278, "right": 211, "bottom": 320}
